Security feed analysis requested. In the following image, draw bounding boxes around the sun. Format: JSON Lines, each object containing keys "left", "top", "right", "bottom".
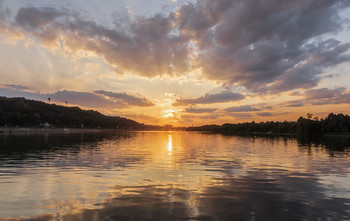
{"left": 162, "top": 109, "right": 176, "bottom": 118}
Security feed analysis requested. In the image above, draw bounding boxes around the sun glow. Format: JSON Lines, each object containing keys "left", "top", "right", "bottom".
{"left": 162, "top": 109, "right": 176, "bottom": 118}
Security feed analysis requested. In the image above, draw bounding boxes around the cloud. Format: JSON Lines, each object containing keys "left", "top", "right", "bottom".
{"left": 180, "top": 113, "right": 220, "bottom": 122}
{"left": 181, "top": 104, "right": 275, "bottom": 122}
{"left": 0, "top": 2, "right": 23, "bottom": 39}
{"left": 0, "top": 86, "right": 154, "bottom": 109}
{"left": 307, "top": 88, "right": 350, "bottom": 105}
{"left": 230, "top": 113, "right": 253, "bottom": 120}
{"left": 281, "top": 87, "right": 350, "bottom": 107}
{"left": 173, "top": 91, "right": 245, "bottom": 106}
{"left": 94, "top": 90, "right": 154, "bottom": 107}
{"left": 1, "top": 1, "right": 349, "bottom": 94}
{"left": 256, "top": 112, "right": 273, "bottom": 117}
{"left": 15, "top": 7, "right": 67, "bottom": 29}
{"left": 12, "top": 6, "right": 190, "bottom": 77}
{"left": 176, "top": 0, "right": 350, "bottom": 92}
{"left": 269, "top": 39, "right": 350, "bottom": 92}
{"left": 184, "top": 107, "right": 217, "bottom": 113}
{"left": 283, "top": 100, "right": 305, "bottom": 107}
{"left": 0, "top": 84, "right": 29, "bottom": 91}
{"left": 49, "top": 90, "right": 127, "bottom": 108}
{"left": 0, "top": 86, "right": 46, "bottom": 101}
{"left": 224, "top": 105, "right": 260, "bottom": 113}
{"left": 304, "top": 87, "right": 346, "bottom": 99}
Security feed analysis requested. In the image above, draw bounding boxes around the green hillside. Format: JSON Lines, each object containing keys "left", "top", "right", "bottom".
{"left": 0, "top": 96, "right": 144, "bottom": 129}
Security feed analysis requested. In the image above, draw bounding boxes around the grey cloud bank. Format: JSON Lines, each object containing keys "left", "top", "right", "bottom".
{"left": 0, "top": 0, "right": 348, "bottom": 95}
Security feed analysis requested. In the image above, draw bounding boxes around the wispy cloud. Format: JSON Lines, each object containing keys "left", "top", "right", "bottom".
{"left": 0, "top": 85, "right": 154, "bottom": 109}
{"left": 184, "top": 107, "right": 217, "bottom": 114}
{"left": 224, "top": 105, "right": 260, "bottom": 113}
{"left": 11, "top": 6, "right": 190, "bottom": 77}
{"left": 281, "top": 87, "right": 350, "bottom": 107}
{"left": 94, "top": 90, "right": 154, "bottom": 107}
{"left": 0, "top": 84, "right": 29, "bottom": 91}
{"left": 173, "top": 91, "right": 245, "bottom": 106}
{"left": 50, "top": 90, "right": 127, "bottom": 108}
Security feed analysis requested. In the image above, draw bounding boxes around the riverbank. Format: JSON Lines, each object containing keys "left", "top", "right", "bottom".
{"left": 0, "top": 127, "right": 122, "bottom": 134}
{"left": 213, "top": 131, "right": 350, "bottom": 137}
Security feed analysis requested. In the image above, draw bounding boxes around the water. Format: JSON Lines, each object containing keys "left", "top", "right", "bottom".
{"left": 0, "top": 131, "right": 350, "bottom": 220}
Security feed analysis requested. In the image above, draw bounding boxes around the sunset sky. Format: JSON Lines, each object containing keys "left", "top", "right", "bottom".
{"left": 0, "top": 0, "right": 350, "bottom": 126}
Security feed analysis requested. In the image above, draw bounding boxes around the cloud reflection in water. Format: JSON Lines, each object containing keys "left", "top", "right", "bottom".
{"left": 0, "top": 132, "right": 350, "bottom": 220}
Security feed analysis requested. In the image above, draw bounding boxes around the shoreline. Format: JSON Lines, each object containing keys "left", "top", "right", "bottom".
{"left": 1, "top": 127, "right": 349, "bottom": 137}
{"left": 0, "top": 127, "right": 123, "bottom": 134}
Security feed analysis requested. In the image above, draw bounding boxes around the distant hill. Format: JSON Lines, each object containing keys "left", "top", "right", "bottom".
{"left": 0, "top": 96, "right": 144, "bottom": 129}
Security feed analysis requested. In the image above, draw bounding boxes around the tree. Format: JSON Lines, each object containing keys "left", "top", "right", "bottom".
{"left": 48, "top": 98, "right": 51, "bottom": 104}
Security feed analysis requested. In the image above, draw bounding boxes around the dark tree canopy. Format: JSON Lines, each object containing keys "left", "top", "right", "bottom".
{"left": 189, "top": 114, "right": 350, "bottom": 135}
{"left": 0, "top": 96, "right": 144, "bottom": 129}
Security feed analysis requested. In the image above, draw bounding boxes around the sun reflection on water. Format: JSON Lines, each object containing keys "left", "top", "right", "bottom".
{"left": 1, "top": 132, "right": 350, "bottom": 220}
{"left": 168, "top": 132, "right": 172, "bottom": 154}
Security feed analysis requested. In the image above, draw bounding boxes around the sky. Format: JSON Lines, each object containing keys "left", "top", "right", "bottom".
{"left": 0, "top": 0, "right": 350, "bottom": 126}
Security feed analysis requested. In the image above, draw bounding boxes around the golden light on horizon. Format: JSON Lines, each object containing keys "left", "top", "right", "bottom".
{"left": 162, "top": 109, "right": 176, "bottom": 118}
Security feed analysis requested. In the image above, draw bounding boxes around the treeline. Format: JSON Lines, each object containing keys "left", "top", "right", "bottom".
{"left": 297, "top": 113, "right": 350, "bottom": 134}
{"left": 187, "top": 113, "right": 350, "bottom": 135}
{"left": 1, "top": 96, "right": 349, "bottom": 134}
{"left": 209, "top": 121, "right": 297, "bottom": 134}
{"left": 0, "top": 96, "right": 144, "bottom": 129}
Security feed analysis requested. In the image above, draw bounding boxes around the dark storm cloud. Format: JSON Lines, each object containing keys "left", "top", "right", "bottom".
{"left": 94, "top": 90, "right": 154, "bottom": 107}
{"left": 173, "top": 91, "right": 245, "bottom": 106}
{"left": 7, "top": 1, "right": 350, "bottom": 93}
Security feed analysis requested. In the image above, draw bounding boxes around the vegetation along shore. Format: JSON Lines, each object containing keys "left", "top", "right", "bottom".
{"left": 1, "top": 96, "right": 349, "bottom": 136}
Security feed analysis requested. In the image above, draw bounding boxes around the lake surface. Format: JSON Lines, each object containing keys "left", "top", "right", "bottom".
{"left": 0, "top": 131, "right": 350, "bottom": 220}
